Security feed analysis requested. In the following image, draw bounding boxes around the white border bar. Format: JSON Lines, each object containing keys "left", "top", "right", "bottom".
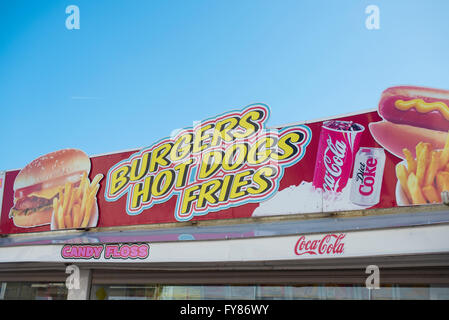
{"left": 0, "top": 224, "right": 448, "bottom": 264}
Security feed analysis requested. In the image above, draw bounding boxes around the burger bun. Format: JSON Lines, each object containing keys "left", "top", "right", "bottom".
{"left": 14, "top": 149, "right": 91, "bottom": 191}
{"left": 12, "top": 207, "right": 53, "bottom": 228}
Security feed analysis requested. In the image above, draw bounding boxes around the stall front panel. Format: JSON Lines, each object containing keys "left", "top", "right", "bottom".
{"left": 3, "top": 86, "right": 449, "bottom": 237}
{"left": 0, "top": 223, "right": 448, "bottom": 264}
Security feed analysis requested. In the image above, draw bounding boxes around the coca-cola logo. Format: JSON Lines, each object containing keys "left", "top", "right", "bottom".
{"left": 355, "top": 157, "right": 378, "bottom": 196}
{"left": 322, "top": 136, "right": 347, "bottom": 192}
{"left": 294, "top": 233, "right": 345, "bottom": 256}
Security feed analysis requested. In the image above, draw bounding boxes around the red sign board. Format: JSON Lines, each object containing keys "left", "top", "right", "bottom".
{"left": 1, "top": 85, "right": 449, "bottom": 235}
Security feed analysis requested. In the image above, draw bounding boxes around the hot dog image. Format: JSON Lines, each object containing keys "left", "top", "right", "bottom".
{"left": 369, "top": 86, "right": 449, "bottom": 206}
{"left": 369, "top": 86, "right": 449, "bottom": 159}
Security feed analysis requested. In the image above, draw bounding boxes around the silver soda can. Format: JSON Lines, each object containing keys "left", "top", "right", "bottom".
{"left": 350, "top": 147, "right": 386, "bottom": 206}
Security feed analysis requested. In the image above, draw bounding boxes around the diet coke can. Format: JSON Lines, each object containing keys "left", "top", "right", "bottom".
{"left": 312, "top": 120, "right": 365, "bottom": 193}
{"left": 350, "top": 148, "right": 386, "bottom": 206}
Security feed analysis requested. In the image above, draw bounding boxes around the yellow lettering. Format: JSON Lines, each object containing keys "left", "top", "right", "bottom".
{"left": 222, "top": 143, "right": 247, "bottom": 171}
{"left": 248, "top": 137, "right": 276, "bottom": 165}
{"left": 192, "top": 124, "right": 214, "bottom": 153}
{"left": 199, "top": 151, "right": 223, "bottom": 179}
{"left": 210, "top": 117, "right": 239, "bottom": 145}
{"left": 218, "top": 175, "right": 233, "bottom": 202}
{"left": 247, "top": 166, "right": 277, "bottom": 195}
{"left": 180, "top": 185, "right": 200, "bottom": 215}
{"left": 152, "top": 169, "right": 175, "bottom": 197}
{"left": 233, "top": 110, "right": 263, "bottom": 139}
{"left": 229, "top": 170, "right": 252, "bottom": 199}
{"left": 149, "top": 143, "right": 172, "bottom": 172}
{"left": 109, "top": 166, "right": 130, "bottom": 196}
{"left": 129, "top": 153, "right": 150, "bottom": 181}
{"left": 170, "top": 133, "right": 193, "bottom": 162}
{"left": 270, "top": 132, "right": 301, "bottom": 161}
{"left": 174, "top": 159, "right": 194, "bottom": 188}
{"left": 198, "top": 179, "right": 221, "bottom": 208}
{"left": 130, "top": 175, "right": 152, "bottom": 209}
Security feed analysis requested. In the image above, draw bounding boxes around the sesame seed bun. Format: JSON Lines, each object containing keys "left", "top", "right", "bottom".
{"left": 14, "top": 149, "right": 91, "bottom": 191}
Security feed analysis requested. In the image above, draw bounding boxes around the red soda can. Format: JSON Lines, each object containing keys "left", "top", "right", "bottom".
{"left": 312, "top": 120, "right": 365, "bottom": 193}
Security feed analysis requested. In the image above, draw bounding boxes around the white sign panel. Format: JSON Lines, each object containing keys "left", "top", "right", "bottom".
{"left": 0, "top": 224, "right": 448, "bottom": 264}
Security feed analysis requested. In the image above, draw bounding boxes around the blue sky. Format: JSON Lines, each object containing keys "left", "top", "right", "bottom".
{"left": 1, "top": 0, "right": 448, "bottom": 171}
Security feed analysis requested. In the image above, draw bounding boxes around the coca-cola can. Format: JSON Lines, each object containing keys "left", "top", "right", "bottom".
{"left": 312, "top": 120, "right": 365, "bottom": 193}
{"left": 350, "top": 147, "right": 386, "bottom": 206}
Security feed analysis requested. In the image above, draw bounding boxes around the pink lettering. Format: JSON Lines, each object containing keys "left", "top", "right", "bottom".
{"left": 61, "top": 245, "right": 72, "bottom": 258}
{"left": 120, "top": 245, "right": 131, "bottom": 258}
{"left": 358, "top": 156, "right": 378, "bottom": 196}
{"left": 103, "top": 244, "right": 150, "bottom": 259}
{"left": 104, "top": 245, "right": 120, "bottom": 259}
{"left": 139, "top": 244, "right": 149, "bottom": 258}
{"left": 61, "top": 243, "right": 150, "bottom": 260}
{"left": 61, "top": 245, "right": 104, "bottom": 259}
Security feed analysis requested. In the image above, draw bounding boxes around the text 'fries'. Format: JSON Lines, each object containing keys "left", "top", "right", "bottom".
{"left": 398, "top": 130, "right": 449, "bottom": 205}
{"left": 53, "top": 173, "right": 103, "bottom": 229}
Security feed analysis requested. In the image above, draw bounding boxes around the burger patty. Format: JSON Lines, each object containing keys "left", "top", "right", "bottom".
{"left": 9, "top": 203, "right": 53, "bottom": 217}
{"left": 13, "top": 196, "right": 54, "bottom": 211}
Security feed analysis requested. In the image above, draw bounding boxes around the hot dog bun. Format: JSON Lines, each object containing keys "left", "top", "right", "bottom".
{"left": 369, "top": 121, "right": 447, "bottom": 159}
{"left": 379, "top": 86, "right": 449, "bottom": 132}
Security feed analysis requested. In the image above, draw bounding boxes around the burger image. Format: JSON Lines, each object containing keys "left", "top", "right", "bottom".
{"left": 9, "top": 149, "right": 91, "bottom": 228}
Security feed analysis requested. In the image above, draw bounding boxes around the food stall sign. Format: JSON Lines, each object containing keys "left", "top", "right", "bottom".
{"left": 1, "top": 86, "right": 449, "bottom": 235}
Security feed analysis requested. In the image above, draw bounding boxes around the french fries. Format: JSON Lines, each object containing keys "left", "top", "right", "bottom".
{"left": 424, "top": 151, "right": 440, "bottom": 187}
{"left": 415, "top": 142, "right": 430, "bottom": 187}
{"left": 407, "top": 173, "right": 426, "bottom": 205}
{"left": 402, "top": 148, "right": 416, "bottom": 174}
{"left": 53, "top": 173, "right": 103, "bottom": 229}
{"left": 396, "top": 164, "right": 411, "bottom": 201}
{"left": 436, "top": 172, "right": 449, "bottom": 194}
{"left": 422, "top": 185, "right": 441, "bottom": 203}
{"left": 398, "top": 130, "right": 449, "bottom": 205}
{"left": 439, "top": 132, "right": 449, "bottom": 169}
